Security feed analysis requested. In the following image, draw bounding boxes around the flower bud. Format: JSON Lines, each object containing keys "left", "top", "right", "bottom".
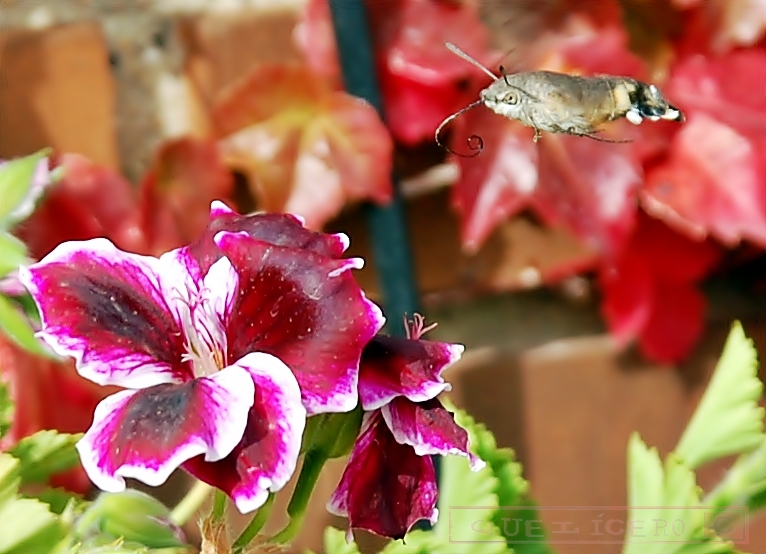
{"left": 75, "top": 489, "right": 187, "bottom": 549}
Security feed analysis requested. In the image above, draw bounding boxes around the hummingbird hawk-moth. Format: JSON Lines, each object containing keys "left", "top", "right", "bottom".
{"left": 436, "top": 42, "right": 685, "bottom": 157}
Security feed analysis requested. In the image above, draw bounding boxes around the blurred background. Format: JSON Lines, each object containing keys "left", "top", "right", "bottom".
{"left": 1, "top": 0, "right": 765, "bottom": 552}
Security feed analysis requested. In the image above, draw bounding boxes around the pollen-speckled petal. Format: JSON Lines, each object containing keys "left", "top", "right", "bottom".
{"left": 188, "top": 202, "right": 351, "bottom": 276}
{"left": 358, "top": 335, "right": 463, "bottom": 411}
{"left": 214, "top": 231, "right": 384, "bottom": 415}
{"left": 382, "top": 397, "right": 484, "bottom": 471}
{"left": 75, "top": 364, "right": 255, "bottom": 492}
{"left": 18, "top": 238, "right": 189, "bottom": 388}
{"left": 327, "top": 411, "right": 438, "bottom": 540}
{"left": 183, "top": 352, "right": 306, "bottom": 513}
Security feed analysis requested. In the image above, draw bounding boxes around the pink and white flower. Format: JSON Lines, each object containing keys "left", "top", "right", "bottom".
{"left": 328, "top": 316, "right": 484, "bottom": 540}
{"left": 19, "top": 201, "right": 383, "bottom": 513}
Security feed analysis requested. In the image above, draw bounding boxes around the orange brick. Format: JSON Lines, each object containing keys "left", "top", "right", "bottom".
{"left": 0, "top": 21, "right": 120, "bottom": 168}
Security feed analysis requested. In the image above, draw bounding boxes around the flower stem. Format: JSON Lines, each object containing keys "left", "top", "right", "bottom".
{"left": 268, "top": 451, "right": 328, "bottom": 544}
{"left": 231, "top": 493, "right": 275, "bottom": 553}
{"left": 169, "top": 480, "right": 213, "bottom": 526}
{"left": 211, "top": 489, "right": 228, "bottom": 522}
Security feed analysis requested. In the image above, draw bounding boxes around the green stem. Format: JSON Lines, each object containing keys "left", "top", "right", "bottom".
{"left": 268, "top": 451, "right": 328, "bottom": 544}
{"left": 211, "top": 489, "right": 228, "bottom": 522}
{"left": 232, "top": 493, "right": 276, "bottom": 553}
{"left": 169, "top": 480, "right": 213, "bottom": 526}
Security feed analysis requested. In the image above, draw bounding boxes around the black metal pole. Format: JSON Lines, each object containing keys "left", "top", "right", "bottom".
{"left": 327, "top": 0, "right": 421, "bottom": 338}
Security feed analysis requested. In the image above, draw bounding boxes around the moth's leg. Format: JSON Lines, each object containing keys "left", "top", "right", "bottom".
{"left": 528, "top": 111, "right": 543, "bottom": 143}
{"left": 568, "top": 126, "right": 633, "bottom": 144}
{"left": 582, "top": 132, "right": 633, "bottom": 144}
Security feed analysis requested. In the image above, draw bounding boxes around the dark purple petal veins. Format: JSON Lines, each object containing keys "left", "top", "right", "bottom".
{"left": 188, "top": 202, "right": 349, "bottom": 275}
{"left": 183, "top": 352, "right": 306, "bottom": 513}
{"left": 383, "top": 397, "right": 484, "bottom": 471}
{"left": 215, "top": 232, "right": 384, "bottom": 415}
{"left": 75, "top": 366, "right": 255, "bottom": 491}
{"left": 19, "top": 239, "right": 189, "bottom": 387}
{"left": 327, "top": 411, "right": 438, "bottom": 540}
{"left": 359, "top": 335, "right": 463, "bottom": 411}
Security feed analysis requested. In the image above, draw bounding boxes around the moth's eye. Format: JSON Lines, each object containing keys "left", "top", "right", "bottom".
{"left": 502, "top": 90, "right": 519, "bottom": 104}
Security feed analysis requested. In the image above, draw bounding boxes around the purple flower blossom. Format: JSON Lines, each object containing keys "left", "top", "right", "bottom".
{"left": 328, "top": 316, "right": 484, "bottom": 540}
{"left": 19, "top": 201, "right": 383, "bottom": 513}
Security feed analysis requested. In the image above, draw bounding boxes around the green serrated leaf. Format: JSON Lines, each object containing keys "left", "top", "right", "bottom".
{"left": 0, "top": 454, "right": 22, "bottom": 505}
{"left": 0, "top": 294, "right": 50, "bottom": 356}
{"left": 0, "top": 377, "right": 13, "bottom": 441}
{"left": 676, "top": 322, "right": 765, "bottom": 469}
{"left": 322, "top": 527, "right": 362, "bottom": 554}
{"left": 379, "top": 529, "right": 441, "bottom": 554}
{"left": 450, "top": 405, "right": 553, "bottom": 554}
{"left": 0, "top": 232, "right": 29, "bottom": 278}
{"left": 432, "top": 411, "right": 507, "bottom": 553}
{"left": 0, "top": 149, "right": 51, "bottom": 228}
{"left": 623, "top": 435, "right": 740, "bottom": 554}
{"left": 704, "top": 438, "right": 766, "bottom": 527}
{"left": 0, "top": 466, "right": 67, "bottom": 554}
{"left": 8, "top": 430, "right": 82, "bottom": 485}
{"left": 0, "top": 500, "right": 66, "bottom": 554}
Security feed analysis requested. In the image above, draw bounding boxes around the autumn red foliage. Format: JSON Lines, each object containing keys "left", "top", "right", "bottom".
{"left": 295, "top": 0, "right": 766, "bottom": 363}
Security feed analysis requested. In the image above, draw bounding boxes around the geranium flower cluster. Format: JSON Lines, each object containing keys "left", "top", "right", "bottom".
{"left": 18, "top": 201, "right": 483, "bottom": 540}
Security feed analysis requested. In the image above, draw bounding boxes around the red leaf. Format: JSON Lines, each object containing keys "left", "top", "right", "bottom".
{"left": 642, "top": 50, "right": 766, "bottom": 247}
{"left": 0, "top": 333, "right": 115, "bottom": 493}
{"left": 139, "top": 137, "right": 234, "bottom": 255}
{"left": 213, "top": 64, "right": 393, "bottom": 230}
{"left": 639, "top": 282, "right": 707, "bottom": 363}
{"left": 451, "top": 26, "right": 649, "bottom": 254}
{"left": 674, "top": 0, "right": 766, "bottom": 53}
{"left": 294, "top": 0, "right": 342, "bottom": 87}
{"left": 14, "top": 154, "right": 148, "bottom": 259}
{"left": 598, "top": 213, "right": 722, "bottom": 363}
{"left": 367, "top": 0, "right": 493, "bottom": 145}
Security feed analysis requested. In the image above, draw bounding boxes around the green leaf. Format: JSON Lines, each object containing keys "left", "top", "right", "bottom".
{"left": 35, "top": 488, "right": 84, "bottom": 515}
{"left": 0, "top": 294, "right": 51, "bottom": 356}
{"left": 0, "top": 149, "right": 51, "bottom": 228}
{"left": 0, "top": 454, "right": 22, "bottom": 505}
{"left": 379, "top": 529, "right": 442, "bottom": 554}
{"left": 704, "top": 438, "right": 766, "bottom": 525}
{"left": 322, "top": 527, "right": 362, "bottom": 554}
{"left": 622, "top": 435, "right": 739, "bottom": 554}
{"left": 0, "top": 377, "right": 13, "bottom": 442}
{"left": 8, "top": 430, "right": 82, "bottom": 485}
{"left": 0, "top": 232, "right": 29, "bottom": 279}
{"left": 0, "top": 453, "right": 67, "bottom": 554}
{"left": 675, "top": 321, "right": 765, "bottom": 469}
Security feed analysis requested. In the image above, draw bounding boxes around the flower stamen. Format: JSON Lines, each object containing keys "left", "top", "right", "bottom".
{"left": 404, "top": 314, "right": 438, "bottom": 340}
{"left": 172, "top": 284, "right": 228, "bottom": 377}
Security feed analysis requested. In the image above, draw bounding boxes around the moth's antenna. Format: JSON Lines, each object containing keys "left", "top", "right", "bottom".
{"left": 435, "top": 99, "right": 486, "bottom": 158}
{"left": 445, "top": 42, "right": 498, "bottom": 81}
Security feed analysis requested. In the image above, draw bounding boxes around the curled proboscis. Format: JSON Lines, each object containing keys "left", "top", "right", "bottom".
{"left": 434, "top": 100, "right": 486, "bottom": 158}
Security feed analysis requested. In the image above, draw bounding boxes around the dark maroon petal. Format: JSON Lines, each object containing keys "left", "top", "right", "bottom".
{"left": 214, "top": 231, "right": 384, "bottom": 415}
{"left": 183, "top": 352, "right": 306, "bottom": 513}
{"left": 359, "top": 335, "right": 463, "bottom": 411}
{"left": 327, "top": 411, "right": 438, "bottom": 540}
{"left": 188, "top": 201, "right": 350, "bottom": 275}
{"left": 18, "top": 238, "right": 189, "bottom": 387}
{"left": 383, "top": 397, "right": 484, "bottom": 471}
{"left": 76, "top": 366, "right": 255, "bottom": 491}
